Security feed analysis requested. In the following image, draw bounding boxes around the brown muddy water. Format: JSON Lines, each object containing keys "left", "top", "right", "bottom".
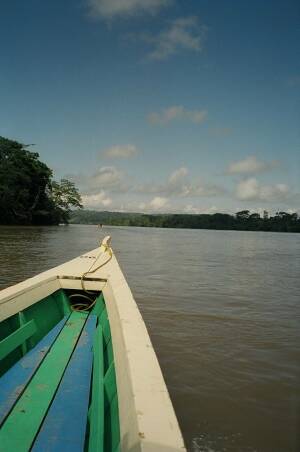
{"left": 0, "top": 225, "right": 299, "bottom": 452}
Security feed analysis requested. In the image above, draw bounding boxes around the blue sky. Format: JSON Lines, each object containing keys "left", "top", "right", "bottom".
{"left": 1, "top": 0, "right": 299, "bottom": 214}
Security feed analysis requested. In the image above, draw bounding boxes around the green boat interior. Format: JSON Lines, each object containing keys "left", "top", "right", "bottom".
{"left": 0, "top": 289, "right": 120, "bottom": 452}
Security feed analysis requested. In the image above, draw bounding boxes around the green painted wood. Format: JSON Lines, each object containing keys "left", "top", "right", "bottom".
{"left": 110, "top": 394, "right": 120, "bottom": 452}
{"left": 0, "top": 312, "right": 87, "bottom": 452}
{"left": 104, "top": 362, "right": 117, "bottom": 412}
{"left": 18, "top": 312, "right": 28, "bottom": 356}
{"left": 0, "top": 320, "right": 37, "bottom": 361}
{"left": 0, "top": 316, "right": 69, "bottom": 427}
{"left": 106, "top": 338, "right": 114, "bottom": 368}
{"left": 0, "top": 290, "right": 68, "bottom": 375}
{"left": 99, "top": 309, "right": 111, "bottom": 346}
{"left": 104, "top": 394, "right": 120, "bottom": 452}
{"left": 91, "top": 293, "right": 106, "bottom": 318}
{"left": 31, "top": 315, "right": 96, "bottom": 452}
{"left": 53, "top": 290, "right": 72, "bottom": 316}
{"left": 99, "top": 310, "right": 112, "bottom": 372}
{"left": 23, "top": 291, "right": 66, "bottom": 346}
{"left": 103, "top": 362, "right": 120, "bottom": 451}
{"left": 88, "top": 325, "right": 104, "bottom": 452}
{"left": 113, "top": 444, "right": 121, "bottom": 452}
{"left": 0, "top": 315, "right": 23, "bottom": 377}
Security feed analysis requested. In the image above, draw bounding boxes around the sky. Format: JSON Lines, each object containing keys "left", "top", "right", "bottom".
{"left": 1, "top": 0, "right": 300, "bottom": 214}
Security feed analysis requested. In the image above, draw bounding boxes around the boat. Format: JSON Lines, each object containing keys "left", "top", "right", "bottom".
{"left": 0, "top": 236, "right": 186, "bottom": 452}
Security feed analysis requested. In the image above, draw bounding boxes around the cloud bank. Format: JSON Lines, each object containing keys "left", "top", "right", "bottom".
{"left": 235, "top": 178, "right": 290, "bottom": 202}
{"left": 138, "top": 167, "right": 225, "bottom": 198}
{"left": 82, "top": 190, "right": 112, "bottom": 208}
{"left": 66, "top": 162, "right": 297, "bottom": 214}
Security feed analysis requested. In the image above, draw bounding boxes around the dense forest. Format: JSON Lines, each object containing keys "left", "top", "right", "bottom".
{"left": 0, "top": 137, "right": 82, "bottom": 225}
{"left": 71, "top": 209, "right": 300, "bottom": 232}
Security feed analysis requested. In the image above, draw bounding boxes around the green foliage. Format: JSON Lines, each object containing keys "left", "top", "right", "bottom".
{"left": 0, "top": 137, "right": 82, "bottom": 225}
{"left": 70, "top": 209, "right": 300, "bottom": 233}
{"left": 50, "top": 179, "right": 82, "bottom": 224}
{"left": 236, "top": 210, "right": 250, "bottom": 220}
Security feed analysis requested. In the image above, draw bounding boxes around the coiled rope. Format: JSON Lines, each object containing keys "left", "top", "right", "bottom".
{"left": 71, "top": 240, "right": 113, "bottom": 312}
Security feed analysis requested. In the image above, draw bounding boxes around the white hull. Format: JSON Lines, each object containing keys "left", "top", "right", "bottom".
{"left": 0, "top": 237, "right": 186, "bottom": 452}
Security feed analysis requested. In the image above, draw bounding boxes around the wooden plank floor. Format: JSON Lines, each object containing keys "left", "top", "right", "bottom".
{"left": 0, "top": 316, "right": 69, "bottom": 426}
{"left": 0, "top": 297, "right": 120, "bottom": 452}
{"left": 32, "top": 314, "right": 97, "bottom": 452}
{"left": 0, "top": 312, "right": 88, "bottom": 452}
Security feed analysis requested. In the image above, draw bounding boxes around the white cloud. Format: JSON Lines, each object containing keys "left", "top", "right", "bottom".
{"left": 168, "top": 166, "right": 188, "bottom": 184}
{"left": 186, "top": 184, "right": 225, "bottom": 197}
{"left": 102, "top": 144, "right": 138, "bottom": 159}
{"left": 115, "top": 197, "right": 170, "bottom": 213}
{"left": 82, "top": 196, "right": 171, "bottom": 213}
{"left": 136, "top": 166, "right": 189, "bottom": 195}
{"left": 148, "top": 105, "right": 207, "bottom": 125}
{"left": 64, "top": 167, "right": 123, "bottom": 189}
{"left": 226, "top": 155, "right": 280, "bottom": 175}
{"left": 184, "top": 204, "right": 218, "bottom": 214}
{"left": 137, "top": 167, "right": 225, "bottom": 198}
{"left": 149, "top": 196, "right": 168, "bottom": 210}
{"left": 90, "top": 166, "right": 124, "bottom": 189}
{"left": 236, "top": 178, "right": 290, "bottom": 202}
{"left": 236, "top": 178, "right": 259, "bottom": 200}
{"left": 87, "top": 0, "right": 170, "bottom": 19}
{"left": 145, "top": 16, "right": 206, "bottom": 60}
{"left": 67, "top": 166, "right": 129, "bottom": 195}
{"left": 82, "top": 190, "right": 112, "bottom": 208}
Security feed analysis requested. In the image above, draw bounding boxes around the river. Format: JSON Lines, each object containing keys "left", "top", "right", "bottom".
{"left": 0, "top": 225, "right": 299, "bottom": 452}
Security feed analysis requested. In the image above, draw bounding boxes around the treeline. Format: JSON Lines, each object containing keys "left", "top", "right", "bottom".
{"left": 70, "top": 209, "right": 300, "bottom": 232}
{"left": 0, "top": 136, "right": 82, "bottom": 225}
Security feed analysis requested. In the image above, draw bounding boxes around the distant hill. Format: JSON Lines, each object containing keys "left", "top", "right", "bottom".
{"left": 70, "top": 209, "right": 300, "bottom": 232}
{"left": 70, "top": 210, "right": 145, "bottom": 225}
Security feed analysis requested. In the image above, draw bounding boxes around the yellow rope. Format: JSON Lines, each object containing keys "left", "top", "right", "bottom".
{"left": 80, "top": 242, "right": 113, "bottom": 291}
{"left": 68, "top": 243, "right": 113, "bottom": 311}
{"left": 71, "top": 241, "right": 113, "bottom": 311}
{"left": 69, "top": 293, "right": 96, "bottom": 312}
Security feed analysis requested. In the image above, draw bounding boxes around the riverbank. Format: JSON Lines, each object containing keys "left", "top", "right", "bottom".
{"left": 70, "top": 209, "right": 300, "bottom": 233}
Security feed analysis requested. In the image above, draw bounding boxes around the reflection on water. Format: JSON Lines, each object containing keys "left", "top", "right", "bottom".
{"left": 1, "top": 225, "right": 300, "bottom": 452}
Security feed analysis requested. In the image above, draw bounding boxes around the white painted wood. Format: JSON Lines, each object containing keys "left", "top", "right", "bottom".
{"left": 0, "top": 236, "right": 186, "bottom": 451}
{"left": 59, "top": 278, "right": 106, "bottom": 292}
{"left": 0, "top": 277, "right": 60, "bottom": 322}
{"left": 103, "top": 255, "right": 186, "bottom": 452}
{"left": 0, "top": 245, "right": 110, "bottom": 320}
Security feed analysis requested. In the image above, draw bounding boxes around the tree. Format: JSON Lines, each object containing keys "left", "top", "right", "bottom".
{"left": 69, "top": 209, "right": 300, "bottom": 232}
{"left": 249, "top": 213, "right": 260, "bottom": 220}
{"left": 236, "top": 210, "right": 250, "bottom": 220}
{"left": 0, "top": 136, "right": 82, "bottom": 225}
{"left": 50, "top": 179, "right": 82, "bottom": 223}
{"left": 0, "top": 136, "right": 53, "bottom": 224}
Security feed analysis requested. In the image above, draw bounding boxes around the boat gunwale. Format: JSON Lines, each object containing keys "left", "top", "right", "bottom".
{"left": 0, "top": 239, "right": 186, "bottom": 451}
{"left": 102, "top": 253, "right": 186, "bottom": 452}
